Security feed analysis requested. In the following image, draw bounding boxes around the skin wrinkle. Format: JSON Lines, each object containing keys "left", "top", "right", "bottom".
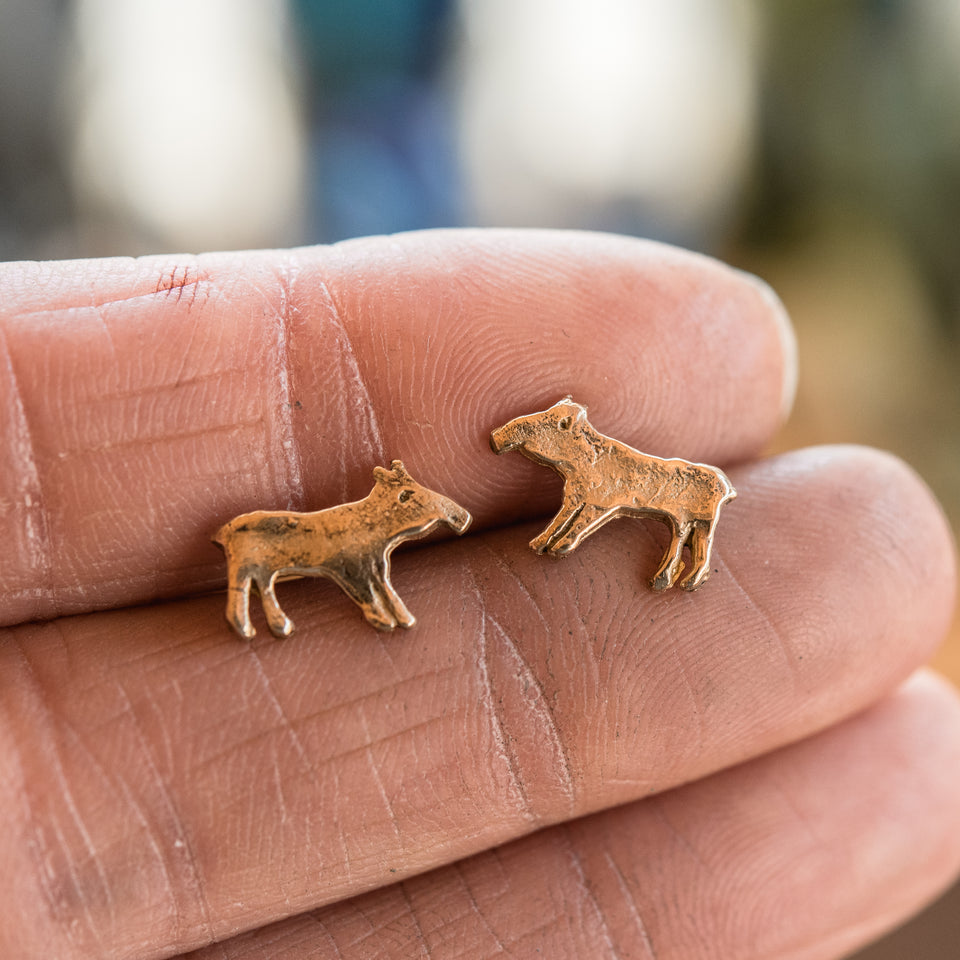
{"left": 107, "top": 626, "right": 240, "bottom": 684}
{"left": 10, "top": 272, "right": 212, "bottom": 321}
{"left": 0, "top": 320, "right": 53, "bottom": 617}
{"left": 450, "top": 862, "right": 507, "bottom": 957}
{"left": 155, "top": 262, "right": 204, "bottom": 308}
{"left": 106, "top": 684, "right": 190, "bottom": 936}
{"left": 109, "top": 682, "right": 192, "bottom": 950}
{"left": 309, "top": 265, "right": 386, "bottom": 497}
{"left": 557, "top": 826, "right": 622, "bottom": 960}
{"left": 474, "top": 538, "right": 655, "bottom": 804}
{"left": 284, "top": 665, "right": 458, "bottom": 739}
{"left": 473, "top": 543, "right": 553, "bottom": 637}
{"left": 486, "top": 613, "right": 576, "bottom": 817}
{"left": 7, "top": 633, "right": 110, "bottom": 955}
{"left": 329, "top": 764, "right": 356, "bottom": 887}
{"left": 270, "top": 924, "right": 335, "bottom": 960}
{"left": 670, "top": 646, "right": 706, "bottom": 772}
{"left": 602, "top": 851, "right": 659, "bottom": 960}
{"left": 270, "top": 262, "right": 305, "bottom": 512}
{"left": 182, "top": 644, "right": 457, "bottom": 773}
{"left": 512, "top": 916, "right": 576, "bottom": 954}
{"left": 55, "top": 416, "right": 268, "bottom": 459}
{"left": 136, "top": 685, "right": 180, "bottom": 776}
{"left": 477, "top": 847, "right": 511, "bottom": 900}
{"left": 649, "top": 798, "right": 712, "bottom": 874}
{"left": 168, "top": 314, "right": 204, "bottom": 405}
{"left": 188, "top": 714, "right": 447, "bottom": 791}
{"left": 356, "top": 702, "right": 405, "bottom": 849}
{"left": 85, "top": 295, "right": 119, "bottom": 371}
{"left": 155, "top": 268, "right": 224, "bottom": 393}
{"left": 269, "top": 749, "right": 292, "bottom": 908}
{"left": 336, "top": 900, "right": 396, "bottom": 952}
{"left": 298, "top": 904, "right": 348, "bottom": 960}
{"left": 238, "top": 641, "right": 317, "bottom": 902}
{"left": 106, "top": 754, "right": 180, "bottom": 948}
{"left": 371, "top": 630, "right": 403, "bottom": 687}
{"left": 761, "top": 771, "right": 827, "bottom": 853}
{"left": 718, "top": 554, "right": 805, "bottom": 694}
{"left": 469, "top": 574, "right": 535, "bottom": 824}
{"left": 108, "top": 681, "right": 214, "bottom": 951}
{"left": 149, "top": 255, "right": 219, "bottom": 315}
{"left": 240, "top": 643, "right": 314, "bottom": 776}
{"left": 72, "top": 367, "right": 248, "bottom": 405}
{"left": 398, "top": 883, "right": 435, "bottom": 959}
{"left": 223, "top": 272, "right": 302, "bottom": 511}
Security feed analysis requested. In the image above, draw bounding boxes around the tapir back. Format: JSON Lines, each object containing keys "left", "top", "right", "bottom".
{"left": 589, "top": 441, "right": 735, "bottom": 521}
{"left": 213, "top": 501, "right": 372, "bottom": 572}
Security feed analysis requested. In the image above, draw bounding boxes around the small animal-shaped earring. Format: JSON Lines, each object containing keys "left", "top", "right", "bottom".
{"left": 213, "top": 461, "right": 472, "bottom": 638}
{"left": 490, "top": 398, "right": 735, "bottom": 591}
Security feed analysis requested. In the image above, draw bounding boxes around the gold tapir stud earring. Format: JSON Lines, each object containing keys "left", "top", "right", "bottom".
{"left": 490, "top": 398, "right": 735, "bottom": 591}
{"left": 212, "top": 461, "right": 472, "bottom": 639}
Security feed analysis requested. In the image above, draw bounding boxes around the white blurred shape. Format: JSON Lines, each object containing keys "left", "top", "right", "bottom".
{"left": 459, "top": 0, "right": 758, "bottom": 238}
{"left": 70, "top": 0, "right": 304, "bottom": 251}
{"left": 914, "top": 0, "right": 960, "bottom": 84}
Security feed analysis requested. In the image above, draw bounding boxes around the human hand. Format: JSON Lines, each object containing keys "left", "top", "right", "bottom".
{"left": 1, "top": 230, "right": 958, "bottom": 959}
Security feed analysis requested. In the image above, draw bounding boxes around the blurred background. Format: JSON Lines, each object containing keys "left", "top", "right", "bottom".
{"left": 1, "top": 0, "right": 959, "bottom": 955}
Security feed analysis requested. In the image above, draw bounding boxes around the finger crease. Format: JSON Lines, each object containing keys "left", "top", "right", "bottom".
{"left": 273, "top": 262, "right": 306, "bottom": 510}
{"left": 312, "top": 270, "right": 385, "bottom": 489}
{"left": 0, "top": 321, "right": 54, "bottom": 619}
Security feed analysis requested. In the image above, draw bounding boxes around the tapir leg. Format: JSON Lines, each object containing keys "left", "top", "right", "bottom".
{"left": 375, "top": 555, "right": 416, "bottom": 628}
{"left": 651, "top": 519, "right": 691, "bottom": 591}
{"left": 530, "top": 497, "right": 584, "bottom": 554}
{"left": 224, "top": 560, "right": 256, "bottom": 639}
{"left": 334, "top": 568, "right": 398, "bottom": 631}
{"left": 548, "top": 503, "right": 618, "bottom": 556}
{"left": 679, "top": 518, "right": 715, "bottom": 592}
{"left": 257, "top": 571, "right": 295, "bottom": 638}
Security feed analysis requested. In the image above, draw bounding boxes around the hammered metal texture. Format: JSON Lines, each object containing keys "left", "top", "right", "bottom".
{"left": 491, "top": 398, "right": 735, "bottom": 591}
{"left": 213, "top": 461, "right": 471, "bottom": 638}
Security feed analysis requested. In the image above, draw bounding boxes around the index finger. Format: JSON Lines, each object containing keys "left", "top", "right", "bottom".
{"left": 0, "top": 229, "right": 794, "bottom": 625}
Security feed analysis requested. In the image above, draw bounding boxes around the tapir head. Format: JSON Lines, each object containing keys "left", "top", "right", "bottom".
{"left": 373, "top": 460, "right": 472, "bottom": 535}
{"left": 490, "top": 397, "right": 588, "bottom": 462}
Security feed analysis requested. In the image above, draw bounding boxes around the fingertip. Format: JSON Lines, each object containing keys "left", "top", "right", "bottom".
{"left": 846, "top": 447, "right": 957, "bottom": 650}
{"left": 734, "top": 444, "right": 957, "bottom": 660}
{"left": 888, "top": 667, "right": 960, "bottom": 775}
{"left": 848, "top": 669, "right": 960, "bottom": 914}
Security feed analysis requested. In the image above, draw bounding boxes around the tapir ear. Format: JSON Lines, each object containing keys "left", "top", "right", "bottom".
{"left": 390, "top": 459, "right": 413, "bottom": 480}
{"left": 373, "top": 466, "right": 391, "bottom": 483}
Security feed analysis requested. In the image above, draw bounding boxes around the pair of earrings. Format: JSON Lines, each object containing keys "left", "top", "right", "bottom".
{"left": 213, "top": 397, "right": 736, "bottom": 639}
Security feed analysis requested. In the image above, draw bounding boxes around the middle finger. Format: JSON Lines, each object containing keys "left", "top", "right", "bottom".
{"left": 0, "top": 445, "right": 954, "bottom": 959}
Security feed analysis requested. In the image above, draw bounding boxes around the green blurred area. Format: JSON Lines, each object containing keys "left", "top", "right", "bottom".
{"left": 729, "top": 2, "right": 960, "bottom": 671}
{"left": 738, "top": 12, "right": 960, "bottom": 946}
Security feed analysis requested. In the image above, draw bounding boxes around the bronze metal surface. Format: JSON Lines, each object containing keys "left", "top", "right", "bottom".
{"left": 490, "top": 398, "right": 736, "bottom": 591}
{"left": 213, "top": 461, "right": 472, "bottom": 638}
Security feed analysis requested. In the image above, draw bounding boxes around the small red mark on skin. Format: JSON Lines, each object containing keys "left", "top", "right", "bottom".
{"left": 155, "top": 264, "right": 202, "bottom": 306}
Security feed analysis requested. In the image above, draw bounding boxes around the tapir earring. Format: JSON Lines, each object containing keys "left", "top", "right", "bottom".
{"left": 490, "top": 397, "right": 735, "bottom": 591}
{"left": 213, "top": 461, "right": 472, "bottom": 639}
